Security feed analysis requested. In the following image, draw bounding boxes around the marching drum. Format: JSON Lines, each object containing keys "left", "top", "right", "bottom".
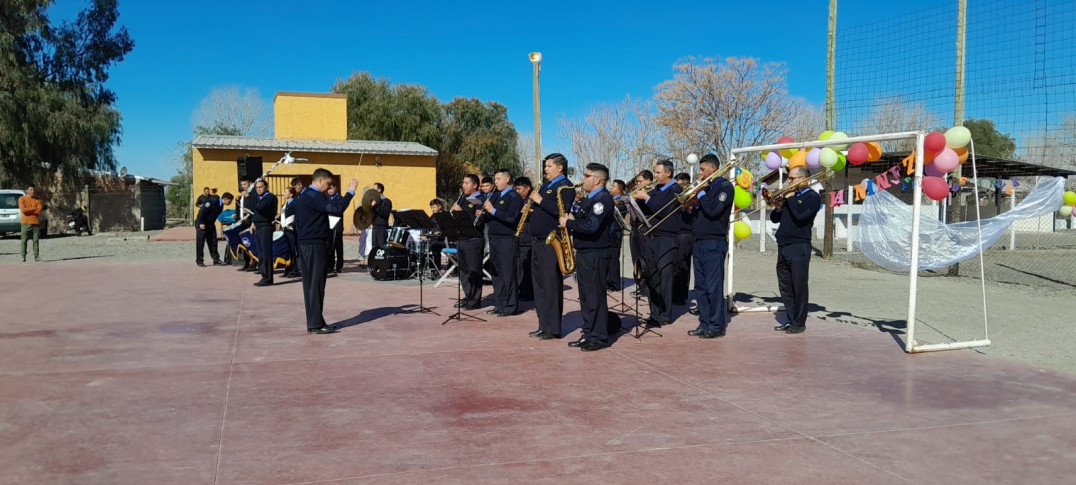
{"left": 386, "top": 227, "right": 409, "bottom": 248}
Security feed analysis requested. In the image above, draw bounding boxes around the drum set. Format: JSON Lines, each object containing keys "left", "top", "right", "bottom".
{"left": 368, "top": 227, "right": 437, "bottom": 281}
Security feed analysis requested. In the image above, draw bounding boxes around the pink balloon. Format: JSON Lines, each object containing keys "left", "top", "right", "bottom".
{"left": 765, "top": 151, "right": 782, "bottom": 170}
{"left": 933, "top": 147, "right": 959, "bottom": 173}
{"left": 777, "top": 136, "right": 795, "bottom": 144}
{"left": 847, "top": 143, "right": 869, "bottom": 165}
{"left": 805, "top": 147, "right": 822, "bottom": 168}
{"left": 924, "top": 132, "right": 947, "bottom": 154}
{"left": 922, "top": 176, "right": 949, "bottom": 201}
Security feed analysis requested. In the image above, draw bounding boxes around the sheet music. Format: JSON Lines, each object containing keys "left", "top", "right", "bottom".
{"left": 281, "top": 214, "right": 294, "bottom": 227}
{"left": 611, "top": 204, "right": 630, "bottom": 232}
{"left": 626, "top": 197, "right": 652, "bottom": 228}
{"left": 329, "top": 215, "right": 341, "bottom": 229}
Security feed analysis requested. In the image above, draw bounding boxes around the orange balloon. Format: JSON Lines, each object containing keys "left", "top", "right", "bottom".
{"left": 925, "top": 149, "right": 937, "bottom": 163}
{"left": 865, "top": 141, "right": 883, "bottom": 161}
{"left": 955, "top": 146, "right": 969, "bottom": 164}
{"left": 788, "top": 149, "right": 808, "bottom": 168}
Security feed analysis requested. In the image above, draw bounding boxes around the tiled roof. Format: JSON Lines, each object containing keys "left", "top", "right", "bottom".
{"left": 192, "top": 135, "right": 438, "bottom": 156}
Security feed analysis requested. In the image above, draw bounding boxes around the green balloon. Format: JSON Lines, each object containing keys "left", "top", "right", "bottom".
{"left": 733, "top": 221, "right": 752, "bottom": 240}
{"left": 734, "top": 186, "right": 753, "bottom": 209}
{"left": 833, "top": 154, "right": 847, "bottom": 171}
{"left": 1063, "top": 191, "right": 1076, "bottom": 206}
{"left": 819, "top": 147, "right": 839, "bottom": 168}
{"left": 945, "top": 125, "right": 972, "bottom": 148}
{"left": 1060, "top": 205, "right": 1073, "bottom": 218}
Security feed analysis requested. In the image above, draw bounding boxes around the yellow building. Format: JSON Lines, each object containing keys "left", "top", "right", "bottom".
{"left": 191, "top": 92, "right": 438, "bottom": 233}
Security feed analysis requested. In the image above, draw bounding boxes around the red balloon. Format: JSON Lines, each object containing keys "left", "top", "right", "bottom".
{"left": 847, "top": 143, "right": 869, "bottom": 165}
{"left": 924, "top": 132, "right": 947, "bottom": 154}
{"left": 922, "top": 176, "right": 949, "bottom": 201}
{"left": 777, "top": 136, "right": 794, "bottom": 144}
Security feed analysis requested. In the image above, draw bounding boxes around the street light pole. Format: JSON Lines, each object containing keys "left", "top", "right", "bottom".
{"left": 529, "top": 52, "right": 542, "bottom": 179}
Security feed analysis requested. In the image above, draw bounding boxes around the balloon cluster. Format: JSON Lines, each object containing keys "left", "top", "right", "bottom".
{"left": 921, "top": 126, "right": 972, "bottom": 201}
{"left": 1060, "top": 190, "right": 1076, "bottom": 218}
{"left": 764, "top": 132, "right": 884, "bottom": 173}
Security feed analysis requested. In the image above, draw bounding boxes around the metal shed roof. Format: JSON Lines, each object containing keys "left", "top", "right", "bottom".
{"left": 191, "top": 135, "right": 438, "bottom": 157}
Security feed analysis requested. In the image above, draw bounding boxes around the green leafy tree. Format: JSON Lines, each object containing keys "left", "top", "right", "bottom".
{"left": 332, "top": 72, "right": 441, "bottom": 148}
{"left": 0, "top": 0, "right": 134, "bottom": 187}
{"left": 962, "top": 118, "right": 1016, "bottom": 159}
{"left": 439, "top": 97, "right": 521, "bottom": 197}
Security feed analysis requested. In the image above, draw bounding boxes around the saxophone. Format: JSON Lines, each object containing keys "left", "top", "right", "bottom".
{"left": 515, "top": 199, "right": 533, "bottom": 237}
{"left": 545, "top": 184, "right": 581, "bottom": 275}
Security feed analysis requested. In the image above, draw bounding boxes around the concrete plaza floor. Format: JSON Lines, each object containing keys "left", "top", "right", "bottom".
{"left": 1, "top": 259, "right": 1075, "bottom": 484}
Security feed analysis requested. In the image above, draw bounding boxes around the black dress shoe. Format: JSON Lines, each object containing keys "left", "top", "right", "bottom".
{"left": 196, "top": 262, "right": 206, "bottom": 267}
{"left": 774, "top": 323, "right": 792, "bottom": 332}
{"left": 486, "top": 309, "right": 501, "bottom": 315}
{"left": 688, "top": 307, "right": 700, "bottom": 316}
{"left": 454, "top": 301, "right": 465, "bottom": 308}
{"left": 528, "top": 329, "right": 543, "bottom": 337}
{"left": 245, "top": 266, "right": 258, "bottom": 272}
{"left": 236, "top": 267, "right": 247, "bottom": 272}
{"left": 308, "top": 326, "right": 338, "bottom": 334}
{"left": 497, "top": 311, "right": 517, "bottom": 317}
{"left": 253, "top": 280, "right": 272, "bottom": 287}
{"left": 568, "top": 337, "right": 586, "bottom": 348}
{"left": 687, "top": 329, "right": 703, "bottom": 336}
{"left": 699, "top": 329, "right": 725, "bottom": 339}
{"left": 464, "top": 303, "right": 481, "bottom": 310}
{"left": 213, "top": 260, "right": 226, "bottom": 266}
{"left": 537, "top": 332, "right": 559, "bottom": 340}
{"left": 327, "top": 271, "right": 337, "bottom": 278}
{"left": 580, "top": 341, "right": 606, "bottom": 351}
{"left": 785, "top": 326, "right": 805, "bottom": 334}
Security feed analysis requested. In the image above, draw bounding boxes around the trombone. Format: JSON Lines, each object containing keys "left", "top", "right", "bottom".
{"left": 642, "top": 162, "right": 738, "bottom": 236}
{"left": 760, "top": 170, "right": 835, "bottom": 207}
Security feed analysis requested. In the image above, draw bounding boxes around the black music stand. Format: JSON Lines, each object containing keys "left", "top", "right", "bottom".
{"left": 436, "top": 211, "right": 485, "bottom": 324}
{"left": 410, "top": 210, "right": 442, "bottom": 279}
{"left": 394, "top": 210, "right": 438, "bottom": 315}
{"left": 630, "top": 257, "right": 662, "bottom": 339}
{"left": 608, "top": 206, "right": 632, "bottom": 313}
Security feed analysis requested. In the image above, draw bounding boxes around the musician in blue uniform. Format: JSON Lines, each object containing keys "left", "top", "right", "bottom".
{"left": 673, "top": 172, "right": 694, "bottom": 306}
{"left": 195, "top": 192, "right": 233, "bottom": 267}
{"left": 628, "top": 170, "right": 653, "bottom": 297}
{"left": 513, "top": 177, "right": 536, "bottom": 302}
{"left": 281, "top": 178, "right": 303, "bottom": 278}
{"left": 451, "top": 174, "right": 485, "bottom": 310}
{"left": 235, "top": 177, "right": 257, "bottom": 272}
{"left": 561, "top": 163, "right": 616, "bottom": 351}
{"left": 327, "top": 183, "right": 345, "bottom": 276}
{"left": 632, "top": 160, "right": 682, "bottom": 327}
{"left": 527, "top": 153, "right": 574, "bottom": 340}
{"left": 480, "top": 169, "right": 524, "bottom": 316}
{"left": 370, "top": 182, "right": 392, "bottom": 248}
{"left": 294, "top": 168, "right": 357, "bottom": 334}
{"left": 250, "top": 179, "right": 278, "bottom": 287}
{"left": 606, "top": 179, "right": 629, "bottom": 292}
{"left": 688, "top": 154, "right": 735, "bottom": 338}
{"left": 770, "top": 166, "right": 822, "bottom": 334}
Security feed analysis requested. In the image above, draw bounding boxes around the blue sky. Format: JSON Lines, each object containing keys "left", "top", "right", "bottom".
{"left": 49, "top": 0, "right": 947, "bottom": 179}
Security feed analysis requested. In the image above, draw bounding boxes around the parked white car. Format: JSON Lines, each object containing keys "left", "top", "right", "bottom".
{"left": 0, "top": 189, "right": 48, "bottom": 237}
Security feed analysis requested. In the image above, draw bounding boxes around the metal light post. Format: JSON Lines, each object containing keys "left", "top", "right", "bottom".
{"left": 529, "top": 52, "right": 542, "bottom": 179}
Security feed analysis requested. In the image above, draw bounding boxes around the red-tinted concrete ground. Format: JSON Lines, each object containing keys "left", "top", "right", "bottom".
{"left": 1, "top": 260, "right": 1075, "bottom": 484}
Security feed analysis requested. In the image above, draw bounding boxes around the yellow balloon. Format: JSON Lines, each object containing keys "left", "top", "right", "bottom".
{"left": 819, "top": 130, "right": 834, "bottom": 140}
{"left": 733, "top": 221, "right": 751, "bottom": 240}
{"left": 736, "top": 168, "right": 754, "bottom": 189}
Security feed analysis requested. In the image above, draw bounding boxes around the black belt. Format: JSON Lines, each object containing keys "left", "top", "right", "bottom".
{"left": 778, "top": 241, "right": 809, "bottom": 247}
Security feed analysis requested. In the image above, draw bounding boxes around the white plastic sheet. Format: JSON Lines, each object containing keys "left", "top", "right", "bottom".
{"left": 859, "top": 177, "right": 1065, "bottom": 272}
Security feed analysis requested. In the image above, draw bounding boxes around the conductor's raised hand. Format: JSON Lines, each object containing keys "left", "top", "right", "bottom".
{"left": 348, "top": 178, "right": 359, "bottom": 192}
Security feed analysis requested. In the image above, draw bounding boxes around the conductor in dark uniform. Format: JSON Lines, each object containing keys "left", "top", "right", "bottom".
{"left": 561, "top": 163, "right": 615, "bottom": 351}
{"left": 371, "top": 182, "right": 392, "bottom": 247}
{"left": 688, "top": 154, "right": 735, "bottom": 338}
{"left": 480, "top": 169, "right": 524, "bottom": 316}
{"left": 632, "top": 160, "right": 682, "bottom": 327}
{"left": 450, "top": 174, "right": 485, "bottom": 310}
{"left": 327, "top": 184, "right": 345, "bottom": 275}
{"left": 294, "top": 168, "right": 357, "bottom": 334}
{"left": 770, "top": 166, "right": 821, "bottom": 334}
{"left": 527, "top": 153, "right": 573, "bottom": 340}
{"left": 250, "top": 179, "right": 278, "bottom": 286}
{"left": 195, "top": 192, "right": 233, "bottom": 267}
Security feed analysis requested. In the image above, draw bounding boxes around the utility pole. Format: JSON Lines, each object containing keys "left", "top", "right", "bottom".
{"left": 948, "top": 0, "right": 967, "bottom": 276}
{"left": 823, "top": 0, "right": 838, "bottom": 259}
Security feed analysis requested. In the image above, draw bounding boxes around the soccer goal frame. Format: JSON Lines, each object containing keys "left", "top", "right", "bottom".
{"left": 724, "top": 130, "right": 992, "bottom": 353}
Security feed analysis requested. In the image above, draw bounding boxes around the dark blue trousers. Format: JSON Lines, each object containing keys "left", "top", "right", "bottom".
{"left": 532, "top": 243, "right": 564, "bottom": 336}
{"left": 256, "top": 224, "right": 274, "bottom": 283}
{"left": 458, "top": 237, "right": 485, "bottom": 307}
{"left": 692, "top": 238, "right": 729, "bottom": 333}
{"left": 489, "top": 236, "right": 518, "bottom": 313}
{"left": 577, "top": 249, "right": 611, "bottom": 344}
{"left": 776, "top": 242, "right": 812, "bottom": 328}
{"left": 299, "top": 241, "right": 328, "bottom": 331}
{"left": 644, "top": 235, "right": 678, "bottom": 323}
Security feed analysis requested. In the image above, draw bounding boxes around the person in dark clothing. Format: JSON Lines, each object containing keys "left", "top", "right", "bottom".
{"left": 629, "top": 170, "right": 653, "bottom": 297}
{"left": 562, "top": 163, "right": 615, "bottom": 351}
{"left": 451, "top": 174, "right": 486, "bottom": 310}
{"left": 513, "top": 178, "right": 535, "bottom": 302}
{"left": 673, "top": 172, "right": 694, "bottom": 306}
{"left": 528, "top": 153, "right": 574, "bottom": 340}
{"left": 281, "top": 179, "right": 303, "bottom": 278}
{"left": 770, "top": 166, "right": 822, "bottom": 334}
{"left": 195, "top": 187, "right": 210, "bottom": 207}
{"left": 195, "top": 193, "right": 233, "bottom": 267}
{"left": 371, "top": 182, "right": 392, "bottom": 248}
{"left": 428, "top": 199, "right": 447, "bottom": 271}
{"left": 688, "top": 154, "right": 735, "bottom": 339}
{"left": 327, "top": 184, "right": 346, "bottom": 275}
{"left": 605, "top": 179, "right": 628, "bottom": 292}
{"left": 294, "top": 168, "right": 357, "bottom": 334}
{"left": 250, "top": 179, "right": 278, "bottom": 286}
{"left": 480, "top": 169, "right": 524, "bottom": 316}
{"left": 632, "top": 160, "right": 682, "bottom": 327}
{"left": 235, "top": 177, "right": 257, "bottom": 272}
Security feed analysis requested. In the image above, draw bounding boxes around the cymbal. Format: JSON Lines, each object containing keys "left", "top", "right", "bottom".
{"left": 352, "top": 188, "right": 380, "bottom": 231}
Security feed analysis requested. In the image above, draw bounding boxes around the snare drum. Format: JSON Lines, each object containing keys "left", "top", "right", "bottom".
{"left": 386, "top": 227, "right": 408, "bottom": 248}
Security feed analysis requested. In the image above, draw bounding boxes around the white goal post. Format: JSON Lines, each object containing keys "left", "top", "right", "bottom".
{"left": 723, "top": 131, "right": 992, "bottom": 353}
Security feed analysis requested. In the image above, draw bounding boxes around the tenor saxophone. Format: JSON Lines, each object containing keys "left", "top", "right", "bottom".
{"left": 515, "top": 199, "right": 533, "bottom": 237}
{"left": 545, "top": 184, "right": 580, "bottom": 275}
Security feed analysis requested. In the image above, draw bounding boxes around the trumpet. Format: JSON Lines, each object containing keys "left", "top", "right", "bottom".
{"left": 642, "top": 162, "right": 738, "bottom": 236}
{"left": 762, "top": 170, "right": 835, "bottom": 207}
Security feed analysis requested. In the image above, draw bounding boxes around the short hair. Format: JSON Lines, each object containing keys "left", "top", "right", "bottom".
{"left": 543, "top": 153, "right": 568, "bottom": 174}
{"left": 374, "top": 182, "right": 384, "bottom": 193}
{"left": 481, "top": 175, "right": 494, "bottom": 185}
{"left": 312, "top": 168, "right": 333, "bottom": 181}
{"left": 429, "top": 198, "right": 444, "bottom": 207}
{"left": 699, "top": 153, "right": 720, "bottom": 167}
{"left": 290, "top": 177, "right": 302, "bottom": 187}
{"left": 494, "top": 168, "right": 513, "bottom": 182}
{"left": 240, "top": 176, "right": 253, "bottom": 184}
{"left": 585, "top": 163, "right": 609, "bottom": 182}
{"left": 26, "top": 184, "right": 35, "bottom": 190}
{"left": 655, "top": 159, "right": 675, "bottom": 175}
{"left": 611, "top": 179, "right": 627, "bottom": 193}
{"left": 514, "top": 176, "right": 533, "bottom": 188}
{"left": 637, "top": 170, "right": 654, "bottom": 182}
{"left": 255, "top": 179, "right": 267, "bottom": 188}
{"left": 674, "top": 172, "right": 691, "bottom": 183}
{"left": 464, "top": 174, "right": 479, "bottom": 186}
{"left": 221, "top": 192, "right": 235, "bottom": 201}
{"left": 790, "top": 166, "right": 811, "bottom": 178}
{"left": 202, "top": 186, "right": 210, "bottom": 191}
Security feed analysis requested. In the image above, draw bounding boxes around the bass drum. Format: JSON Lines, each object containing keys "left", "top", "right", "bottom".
{"left": 368, "top": 246, "right": 412, "bottom": 281}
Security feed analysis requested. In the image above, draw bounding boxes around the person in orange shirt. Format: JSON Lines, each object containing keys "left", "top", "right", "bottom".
{"left": 19, "top": 184, "right": 44, "bottom": 262}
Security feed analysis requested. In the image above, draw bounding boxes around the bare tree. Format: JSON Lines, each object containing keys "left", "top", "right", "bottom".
{"left": 853, "top": 97, "right": 942, "bottom": 152}
{"left": 191, "top": 85, "right": 271, "bottom": 137}
{"left": 515, "top": 132, "right": 538, "bottom": 180}
{"left": 1020, "top": 114, "right": 1076, "bottom": 190}
{"left": 557, "top": 95, "right": 662, "bottom": 183}
{"left": 654, "top": 57, "right": 814, "bottom": 173}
